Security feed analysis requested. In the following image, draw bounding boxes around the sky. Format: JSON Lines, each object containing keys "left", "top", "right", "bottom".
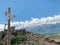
{"left": 0, "top": 0, "right": 60, "bottom": 23}
{"left": 0, "top": 0, "right": 60, "bottom": 31}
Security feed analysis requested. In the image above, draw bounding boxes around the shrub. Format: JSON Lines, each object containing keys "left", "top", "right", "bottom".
{"left": 11, "top": 37, "right": 27, "bottom": 44}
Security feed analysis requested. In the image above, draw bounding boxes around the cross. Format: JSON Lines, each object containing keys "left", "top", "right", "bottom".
{"left": 5, "top": 7, "right": 15, "bottom": 20}
{"left": 5, "top": 7, "right": 15, "bottom": 45}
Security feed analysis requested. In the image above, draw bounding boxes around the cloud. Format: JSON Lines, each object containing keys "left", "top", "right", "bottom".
{"left": 11, "top": 15, "right": 60, "bottom": 29}
{"left": 0, "top": 15, "right": 60, "bottom": 31}
{"left": 0, "top": 24, "right": 4, "bottom": 31}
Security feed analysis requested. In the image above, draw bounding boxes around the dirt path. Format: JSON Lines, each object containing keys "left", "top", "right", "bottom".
{"left": 45, "top": 41, "right": 58, "bottom": 45}
{"left": 40, "top": 38, "right": 58, "bottom": 45}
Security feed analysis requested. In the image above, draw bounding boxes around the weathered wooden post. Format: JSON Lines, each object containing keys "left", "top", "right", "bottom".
{"left": 5, "top": 7, "right": 15, "bottom": 45}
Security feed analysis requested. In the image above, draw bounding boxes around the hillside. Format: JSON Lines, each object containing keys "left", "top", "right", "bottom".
{"left": 0, "top": 28, "right": 41, "bottom": 45}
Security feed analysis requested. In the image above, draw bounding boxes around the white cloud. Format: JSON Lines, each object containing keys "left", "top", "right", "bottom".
{"left": 0, "top": 15, "right": 60, "bottom": 31}
{"left": 0, "top": 24, "right": 4, "bottom": 31}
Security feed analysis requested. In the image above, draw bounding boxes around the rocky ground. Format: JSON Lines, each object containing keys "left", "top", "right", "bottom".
{"left": 40, "top": 38, "right": 58, "bottom": 45}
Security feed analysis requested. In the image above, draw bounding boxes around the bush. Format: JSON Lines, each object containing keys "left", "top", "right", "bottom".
{"left": 12, "top": 32, "right": 17, "bottom": 36}
{"left": 11, "top": 37, "right": 27, "bottom": 44}
{"left": 0, "top": 42, "right": 3, "bottom": 45}
{"left": 11, "top": 37, "right": 20, "bottom": 44}
{"left": 55, "top": 42, "right": 60, "bottom": 44}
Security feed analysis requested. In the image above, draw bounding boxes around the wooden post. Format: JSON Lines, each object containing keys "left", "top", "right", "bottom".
{"left": 5, "top": 7, "right": 15, "bottom": 45}
{"left": 7, "top": 7, "right": 11, "bottom": 45}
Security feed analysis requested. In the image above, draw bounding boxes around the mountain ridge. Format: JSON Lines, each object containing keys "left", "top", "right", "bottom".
{"left": 26, "top": 23, "right": 60, "bottom": 34}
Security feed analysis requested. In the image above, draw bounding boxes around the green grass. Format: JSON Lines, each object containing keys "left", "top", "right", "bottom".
{"left": 34, "top": 34, "right": 42, "bottom": 45}
{"left": 34, "top": 40, "right": 40, "bottom": 45}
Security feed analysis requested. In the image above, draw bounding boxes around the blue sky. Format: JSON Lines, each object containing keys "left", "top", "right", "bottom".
{"left": 0, "top": 0, "right": 60, "bottom": 24}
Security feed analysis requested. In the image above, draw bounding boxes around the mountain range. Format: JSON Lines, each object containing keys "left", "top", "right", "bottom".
{"left": 26, "top": 23, "right": 60, "bottom": 34}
